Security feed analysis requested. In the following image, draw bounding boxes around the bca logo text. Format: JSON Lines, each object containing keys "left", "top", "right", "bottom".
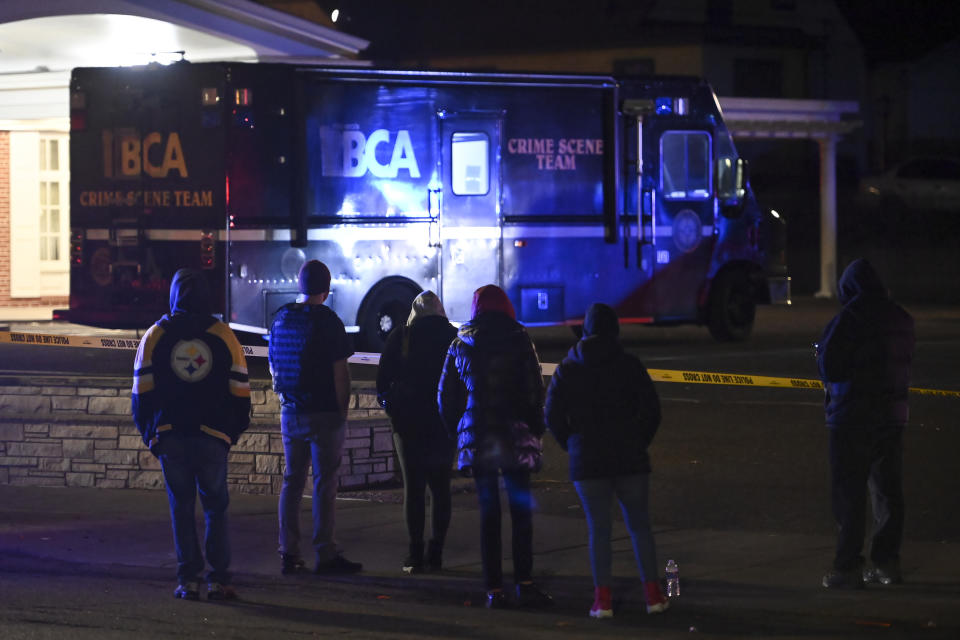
{"left": 320, "top": 126, "right": 420, "bottom": 179}
{"left": 102, "top": 130, "right": 188, "bottom": 178}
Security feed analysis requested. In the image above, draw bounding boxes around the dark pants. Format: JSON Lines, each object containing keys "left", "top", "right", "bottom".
{"left": 278, "top": 412, "right": 346, "bottom": 563}
{"left": 393, "top": 433, "right": 453, "bottom": 551}
{"left": 474, "top": 469, "right": 533, "bottom": 590}
{"left": 829, "top": 426, "right": 904, "bottom": 571}
{"left": 157, "top": 433, "right": 231, "bottom": 585}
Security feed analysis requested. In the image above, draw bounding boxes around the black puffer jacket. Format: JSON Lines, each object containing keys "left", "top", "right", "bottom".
{"left": 545, "top": 324, "right": 660, "bottom": 481}
{"left": 438, "top": 312, "right": 545, "bottom": 472}
{"left": 377, "top": 314, "right": 458, "bottom": 450}
{"left": 817, "top": 259, "right": 914, "bottom": 429}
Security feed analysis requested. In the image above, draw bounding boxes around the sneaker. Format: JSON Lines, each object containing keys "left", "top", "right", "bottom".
{"left": 281, "top": 555, "right": 308, "bottom": 576}
{"left": 645, "top": 580, "right": 670, "bottom": 614}
{"left": 589, "top": 585, "right": 613, "bottom": 619}
{"left": 402, "top": 555, "right": 424, "bottom": 575}
{"left": 206, "top": 582, "right": 238, "bottom": 601}
{"left": 403, "top": 542, "right": 424, "bottom": 575}
{"left": 516, "top": 581, "right": 554, "bottom": 608}
{"left": 314, "top": 554, "right": 363, "bottom": 575}
{"left": 864, "top": 563, "right": 902, "bottom": 585}
{"left": 485, "top": 589, "right": 508, "bottom": 609}
{"left": 174, "top": 581, "right": 200, "bottom": 600}
{"left": 822, "top": 568, "right": 865, "bottom": 589}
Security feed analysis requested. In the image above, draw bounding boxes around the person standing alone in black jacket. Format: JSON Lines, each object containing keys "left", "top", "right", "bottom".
{"left": 544, "top": 303, "right": 668, "bottom": 618}
{"left": 817, "top": 259, "right": 914, "bottom": 589}
{"left": 377, "top": 291, "right": 458, "bottom": 574}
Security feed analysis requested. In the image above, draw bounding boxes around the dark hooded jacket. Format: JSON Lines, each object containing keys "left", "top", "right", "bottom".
{"left": 377, "top": 313, "right": 458, "bottom": 449}
{"left": 438, "top": 312, "right": 545, "bottom": 472}
{"left": 131, "top": 269, "right": 251, "bottom": 451}
{"left": 817, "top": 259, "right": 914, "bottom": 429}
{"left": 544, "top": 303, "right": 661, "bottom": 480}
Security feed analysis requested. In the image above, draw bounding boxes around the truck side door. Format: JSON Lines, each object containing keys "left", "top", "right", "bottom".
{"left": 438, "top": 114, "right": 503, "bottom": 322}
{"left": 645, "top": 127, "right": 716, "bottom": 319}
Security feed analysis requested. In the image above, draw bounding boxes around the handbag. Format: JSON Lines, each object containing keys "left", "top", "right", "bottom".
{"left": 511, "top": 421, "right": 543, "bottom": 473}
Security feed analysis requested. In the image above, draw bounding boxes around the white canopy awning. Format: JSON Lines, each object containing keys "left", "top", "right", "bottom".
{"left": 0, "top": 0, "right": 369, "bottom": 121}
{"left": 719, "top": 97, "right": 861, "bottom": 298}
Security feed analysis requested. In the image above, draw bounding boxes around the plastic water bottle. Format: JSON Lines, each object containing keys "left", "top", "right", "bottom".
{"left": 665, "top": 559, "right": 680, "bottom": 597}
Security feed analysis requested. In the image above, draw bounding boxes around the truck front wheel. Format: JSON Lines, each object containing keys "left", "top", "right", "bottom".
{"left": 707, "top": 269, "right": 755, "bottom": 342}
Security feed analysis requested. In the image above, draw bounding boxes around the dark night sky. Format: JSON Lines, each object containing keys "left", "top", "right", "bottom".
{"left": 320, "top": 0, "right": 959, "bottom": 66}
{"left": 834, "top": 0, "right": 960, "bottom": 64}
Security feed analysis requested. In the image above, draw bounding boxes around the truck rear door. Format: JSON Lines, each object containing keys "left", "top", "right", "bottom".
{"left": 69, "top": 64, "right": 226, "bottom": 327}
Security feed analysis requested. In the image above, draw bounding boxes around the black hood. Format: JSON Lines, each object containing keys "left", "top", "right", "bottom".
{"left": 583, "top": 302, "right": 619, "bottom": 338}
{"left": 568, "top": 334, "right": 623, "bottom": 367}
{"left": 169, "top": 268, "right": 212, "bottom": 316}
{"left": 838, "top": 259, "right": 887, "bottom": 305}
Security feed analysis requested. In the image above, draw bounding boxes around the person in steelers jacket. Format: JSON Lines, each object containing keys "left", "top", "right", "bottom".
{"left": 132, "top": 268, "right": 251, "bottom": 601}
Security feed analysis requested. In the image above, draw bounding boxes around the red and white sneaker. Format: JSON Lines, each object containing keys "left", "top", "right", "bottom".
{"left": 645, "top": 580, "right": 669, "bottom": 614}
{"left": 589, "top": 585, "right": 613, "bottom": 619}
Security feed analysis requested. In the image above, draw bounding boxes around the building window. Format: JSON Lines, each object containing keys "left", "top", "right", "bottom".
{"left": 39, "top": 137, "right": 66, "bottom": 262}
{"left": 733, "top": 58, "right": 784, "bottom": 98}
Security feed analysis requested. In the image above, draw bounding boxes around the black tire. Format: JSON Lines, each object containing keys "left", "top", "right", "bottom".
{"left": 357, "top": 282, "right": 421, "bottom": 353}
{"left": 707, "top": 269, "right": 755, "bottom": 342}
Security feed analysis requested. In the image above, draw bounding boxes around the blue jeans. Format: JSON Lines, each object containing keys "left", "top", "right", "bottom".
{"left": 157, "top": 433, "right": 231, "bottom": 585}
{"left": 574, "top": 473, "right": 659, "bottom": 587}
{"left": 278, "top": 412, "right": 346, "bottom": 563}
{"left": 474, "top": 469, "right": 533, "bottom": 590}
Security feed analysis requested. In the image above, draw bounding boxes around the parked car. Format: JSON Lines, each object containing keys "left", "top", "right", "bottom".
{"left": 859, "top": 156, "right": 960, "bottom": 213}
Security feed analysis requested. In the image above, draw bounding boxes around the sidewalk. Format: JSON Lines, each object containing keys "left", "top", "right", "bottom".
{"left": 1, "top": 483, "right": 957, "bottom": 639}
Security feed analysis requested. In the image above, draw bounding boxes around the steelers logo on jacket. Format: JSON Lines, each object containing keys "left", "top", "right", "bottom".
{"left": 171, "top": 339, "right": 213, "bottom": 382}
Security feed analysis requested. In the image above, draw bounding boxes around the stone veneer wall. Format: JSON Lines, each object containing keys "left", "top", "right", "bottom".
{"left": 0, "top": 376, "right": 397, "bottom": 494}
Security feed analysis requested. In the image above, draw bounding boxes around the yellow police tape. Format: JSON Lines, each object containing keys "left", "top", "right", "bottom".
{"left": 1, "top": 330, "right": 958, "bottom": 398}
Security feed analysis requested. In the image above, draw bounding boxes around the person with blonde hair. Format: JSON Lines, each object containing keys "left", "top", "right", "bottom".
{"left": 377, "top": 291, "right": 458, "bottom": 574}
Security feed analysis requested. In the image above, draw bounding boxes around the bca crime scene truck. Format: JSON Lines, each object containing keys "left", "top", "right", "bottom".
{"left": 65, "top": 62, "right": 789, "bottom": 350}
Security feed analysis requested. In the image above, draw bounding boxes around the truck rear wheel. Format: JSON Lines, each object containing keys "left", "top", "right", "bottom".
{"left": 707, "top": 269, "right": 755, "bottom": 342}
{"left": 357, "top": 281, "right": 422, "bottom": 353}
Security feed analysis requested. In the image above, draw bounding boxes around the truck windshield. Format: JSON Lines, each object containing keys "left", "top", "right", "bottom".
{"left": 661, "top": 130, "right": 711, "bottom": 200}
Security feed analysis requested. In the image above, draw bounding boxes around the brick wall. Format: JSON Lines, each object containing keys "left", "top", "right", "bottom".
{"left": 0, "top": 132, "right": 9, "bottom": 300}
{"left": 0, "top": 376, "right": 399, "bottom": 494}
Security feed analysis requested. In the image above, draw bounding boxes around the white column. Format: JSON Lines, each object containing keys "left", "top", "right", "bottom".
{"left": 815, "top": 135, "right": 838, "bottom": 298}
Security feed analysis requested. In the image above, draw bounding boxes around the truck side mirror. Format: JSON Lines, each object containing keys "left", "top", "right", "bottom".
{"left": 717, "top": 157, "right": 748, "bottom": 217}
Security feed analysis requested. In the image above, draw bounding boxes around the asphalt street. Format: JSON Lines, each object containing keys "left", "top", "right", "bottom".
{"left": 1, "top": 297, "right": 959, "bottom": 638}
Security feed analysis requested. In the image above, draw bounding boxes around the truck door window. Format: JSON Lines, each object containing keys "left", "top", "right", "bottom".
{"left": 660, "top": 131, "right": 711, "bottom": 200}
{"left": 451, "top": 132, "right": 489, "bottom": 196}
